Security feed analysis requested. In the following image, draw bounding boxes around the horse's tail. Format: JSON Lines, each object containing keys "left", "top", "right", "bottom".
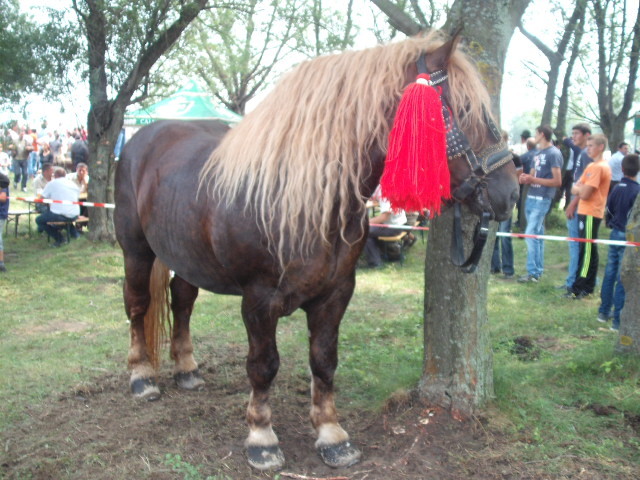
{"left": 144, "top": 258, "right": 172, "bottom": 370}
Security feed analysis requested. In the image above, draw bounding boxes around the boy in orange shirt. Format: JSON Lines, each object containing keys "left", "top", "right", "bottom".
{"left": 566, "top": 134, "right": 612, "bottom": 298}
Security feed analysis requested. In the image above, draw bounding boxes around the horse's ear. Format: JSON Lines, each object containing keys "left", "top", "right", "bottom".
{"left": 426, "top": 27, "right": 463, "bottom": 71}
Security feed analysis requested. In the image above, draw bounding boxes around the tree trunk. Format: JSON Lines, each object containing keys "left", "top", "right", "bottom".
{"left": 616, "top": 198, "right": 640, "bottom": 355}
{"left": 593, "top": 1, "right": 640, "bottom": 146}
{"left": 421, "top": 207, "right": 496, "bottom": 417}
{"left": 420, "top": 0, "right": 529, "bottom": 416}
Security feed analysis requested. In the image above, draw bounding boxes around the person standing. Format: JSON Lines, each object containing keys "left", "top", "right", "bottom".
{"left": 492, "top": 131, "right": 523, "bottom": 279}
{"left": 608, "top": 142, "right": 629, "bottom": 192}
{"left": 597, "top": 154, "right": 639, "bottom": 330}
{"left": 70, "top": 134, "right": 89, "bottom": 170}
{"left": 517, "top": 125, "right": 563, "bottom": 283}
{"left": 49, "top": 133, "right": 64, "bottom": 167}
{"left": 515, "top": 137, "right": 537, "bottom": 230}
{"left": 559, "top": 124, "right": 592, "bottom": 292}
{"left": 0, "top": 173, "right": 9, "bottom": 272}
{"left": 13, "top": 128, "right": 33, "bottom": 192}
{"left": 565, "top": 134, "right": 612, "bottom": 299}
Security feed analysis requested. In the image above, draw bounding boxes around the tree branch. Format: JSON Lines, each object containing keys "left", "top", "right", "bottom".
{"left": 369, "top": 0, "right": 422, "bottom": 36}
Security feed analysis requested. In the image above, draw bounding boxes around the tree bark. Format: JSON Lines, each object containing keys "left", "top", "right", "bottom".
{"left": 75, "top": 0, "right": 209, "bottom": 243}
{"left": 616, "top": 198, "right": 640, "bottom": 355}
{"left": 593, "top": 0, "right": 640, "bottom": 147}
{"left": 518, "top": 0, "right": 586, "bottom": 127}
{"left": 422, "top": 0, "right": 529, "bottom": 416}
{"left": 421, "top": 207, "right": 496, "bottom": 417}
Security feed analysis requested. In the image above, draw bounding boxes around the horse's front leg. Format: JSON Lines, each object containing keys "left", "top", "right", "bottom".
{"left": 242, "top": 289, "right": 284, "bottom": 470}
{"left": 170, "top": 275, "right": 204, "bottom": 391}
{"left": 304, "top": 276, "right": 361, "bottom": 468}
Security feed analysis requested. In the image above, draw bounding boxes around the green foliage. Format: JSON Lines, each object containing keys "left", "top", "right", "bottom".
{"left": 163, "top": 453, "right": 232, "bottom": 480}
{"left": 0, "top": 1, "right": 80, "bottom": 104}
{"left": 157, "top": 0, "right": 358, "bottom": 114}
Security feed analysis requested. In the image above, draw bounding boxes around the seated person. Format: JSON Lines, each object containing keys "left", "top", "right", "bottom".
{"left": 66, "top": 162, "right": 89, "bottom": 196}
{"left": 35, "top": 167, "right": 80, "bottom": 247}
{"left": 363, "top": 186, "right": 415, "bottom": 267}
{"left": 33, "top": 163, "right": 54, "bottom": 213}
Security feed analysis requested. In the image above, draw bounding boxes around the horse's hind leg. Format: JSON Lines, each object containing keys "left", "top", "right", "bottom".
{"left": 169, "top": 276, "right": 204, "bottom": 391}
{"left": 241, "top": 288, "right": 285, "bottom": 471}
{"left": 123, "top": 250, "right": 161, "bottom": 401}
{"left": 304, "top": 276, "right": 361, "bottom": 468}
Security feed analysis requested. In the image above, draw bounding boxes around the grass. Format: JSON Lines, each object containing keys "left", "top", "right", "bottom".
{"left": 1, "top": 203, "right": 639, "bottom": 476}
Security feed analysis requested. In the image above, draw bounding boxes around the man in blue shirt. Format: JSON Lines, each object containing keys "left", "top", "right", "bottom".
{"left": 598, "top": 154, "right": 640, "bottom": 331}
{"left": 518, "top": 125, "right": 563, "bottom": 283}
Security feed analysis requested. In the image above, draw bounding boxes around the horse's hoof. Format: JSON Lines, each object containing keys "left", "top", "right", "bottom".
{"left": 246, "top": 445, "right": 285, "bottom": 471}
{"left": 131, "top": 378, "right": 161, "bottom": 401}
{"left": 317, "top": 440, "right": 361, "bottom": 468}
{"left": 174, "top": 369, "right": 205, "bottom": 391}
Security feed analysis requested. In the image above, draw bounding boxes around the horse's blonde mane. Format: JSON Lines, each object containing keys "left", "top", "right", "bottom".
{"left": 201, "top": 31, "right": 493, "bottom": 269}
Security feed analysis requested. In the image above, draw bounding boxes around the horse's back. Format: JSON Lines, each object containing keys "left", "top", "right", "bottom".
{"left": 115, "top": 120, "right": 235, "bottom": 282}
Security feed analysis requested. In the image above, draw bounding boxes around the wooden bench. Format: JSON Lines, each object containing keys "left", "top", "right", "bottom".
{"left": 46, "top": 216, "right": 89, "bottom": 243}
{"left": 377, "top": 220, "right": 420, "bottom": 265}
{"left": 6, "top": 209, "right": 35, "bottom": 238}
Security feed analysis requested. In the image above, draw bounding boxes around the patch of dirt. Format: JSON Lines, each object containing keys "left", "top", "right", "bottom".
{"left": 21, "top": 321, "right": 92, "bottom": 335}
{"left": 2, "top": 356, "right": 639, "bottom": 480}
{"left": 509, "top": 336, "right": 541, "bottom": 361}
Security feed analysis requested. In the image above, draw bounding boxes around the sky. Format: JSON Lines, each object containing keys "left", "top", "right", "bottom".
{"left": 6, "top": 0, "right": 638, "bottom": 140}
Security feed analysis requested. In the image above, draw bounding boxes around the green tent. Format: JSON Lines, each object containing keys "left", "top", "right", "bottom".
{"left": 124, "top": 81, "right": 242, "bottom": 126}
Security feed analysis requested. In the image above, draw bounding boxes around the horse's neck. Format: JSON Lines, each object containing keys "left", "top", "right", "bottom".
{"left": 360, "top": 149, "right": 387, "bottom": 199}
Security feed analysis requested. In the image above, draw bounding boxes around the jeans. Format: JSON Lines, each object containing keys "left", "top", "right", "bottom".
{"left": 35, "top": 210, "right": 78, "bottom": 243}
{"left": 524, "top": 196, "right": 551, "bottom": 278}
{"left": 491, "top": 217, "right": 514, "bottom": 275}
{"left": 565, "top": 211, "right": 580, "bottom": 287}
{"left": 28, "top": 151, "right": 39, "bottom": 176}
{"left": 599, "top": 229, "right": 626, "bottom": 329}
{"left": 13, "top": 159, "right": 28, "bottom": 189}
{"left": 365, "top": 225, "right": 400, "bottom": 266}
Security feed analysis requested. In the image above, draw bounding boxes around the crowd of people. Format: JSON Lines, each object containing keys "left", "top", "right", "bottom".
{"left": 0, "top": 122, "right": 91, "bottom": 271}
{"left": 493, "top": 123, "right": 639, "bottom": 332}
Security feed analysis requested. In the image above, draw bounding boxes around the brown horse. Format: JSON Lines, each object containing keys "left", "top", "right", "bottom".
{"left": 114, "top": 31, "right": 518, "bottom": 471}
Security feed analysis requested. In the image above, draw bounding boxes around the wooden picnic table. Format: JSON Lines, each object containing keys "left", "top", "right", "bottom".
{"left": 6, "top": 208, "right": 34, "bottom": 238}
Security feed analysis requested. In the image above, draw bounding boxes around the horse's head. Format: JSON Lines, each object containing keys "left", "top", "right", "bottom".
{"left": 420, "top": 33, "right": 519, "bottom": 222}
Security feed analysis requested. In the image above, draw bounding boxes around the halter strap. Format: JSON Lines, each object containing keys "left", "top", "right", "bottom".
{"left": 415, "top": 54, "right": 512, "bottom": 273}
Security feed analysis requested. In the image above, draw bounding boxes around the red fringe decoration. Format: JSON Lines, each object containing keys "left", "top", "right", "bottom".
{"left": 380, "top": 73, "right": 450, "bottom": 215}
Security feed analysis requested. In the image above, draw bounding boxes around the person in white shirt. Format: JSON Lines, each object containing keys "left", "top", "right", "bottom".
{"left": 608, "top": 142, "right": 629, "bottom": 191}
{"left": 35, "top": 167, "right": 80, "bottom": 247}
{"left": 363, "top": 186, "right": 413, "bottom": 268}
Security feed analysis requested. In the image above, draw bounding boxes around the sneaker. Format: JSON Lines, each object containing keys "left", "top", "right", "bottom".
{"left": 609, "top": 327, "right": 619, "bottom": 332}
{"left": 22, "top": 187, "right": 27, "bottom": 193}
{"left": 554, "top": 284, "right": 570, "bottom": 290}
{"left": 597, "top": 313, "right": 609, "bottom": 323}
{"left": 500, "top": 273, "right": 515, "bottom": 280}
{"left": 517, "top": 274, "right": 538, "bottom": 283}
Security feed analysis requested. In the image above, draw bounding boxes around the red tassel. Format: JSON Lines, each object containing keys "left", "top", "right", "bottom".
{"left": 380, "top": 73, "right": 450, "bottom": 215}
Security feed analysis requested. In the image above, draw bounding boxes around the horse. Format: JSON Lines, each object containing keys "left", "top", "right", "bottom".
{"left": 114, "top": 31, "right": 519, "bottom": 471}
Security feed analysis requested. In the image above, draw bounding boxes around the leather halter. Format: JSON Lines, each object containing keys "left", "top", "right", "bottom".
{"left": 416, "top": 55, "right": 513, "bottom": 273}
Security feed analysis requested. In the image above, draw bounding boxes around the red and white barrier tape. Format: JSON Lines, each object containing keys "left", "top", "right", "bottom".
{"left": 6, "top": 200, "right": 639, "bottom": 247}
{"left": 369, "top": 223, "right": 640, "bottom": 247}
{"left": 9, "top": 196, "right": 115, "bottom": 209}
